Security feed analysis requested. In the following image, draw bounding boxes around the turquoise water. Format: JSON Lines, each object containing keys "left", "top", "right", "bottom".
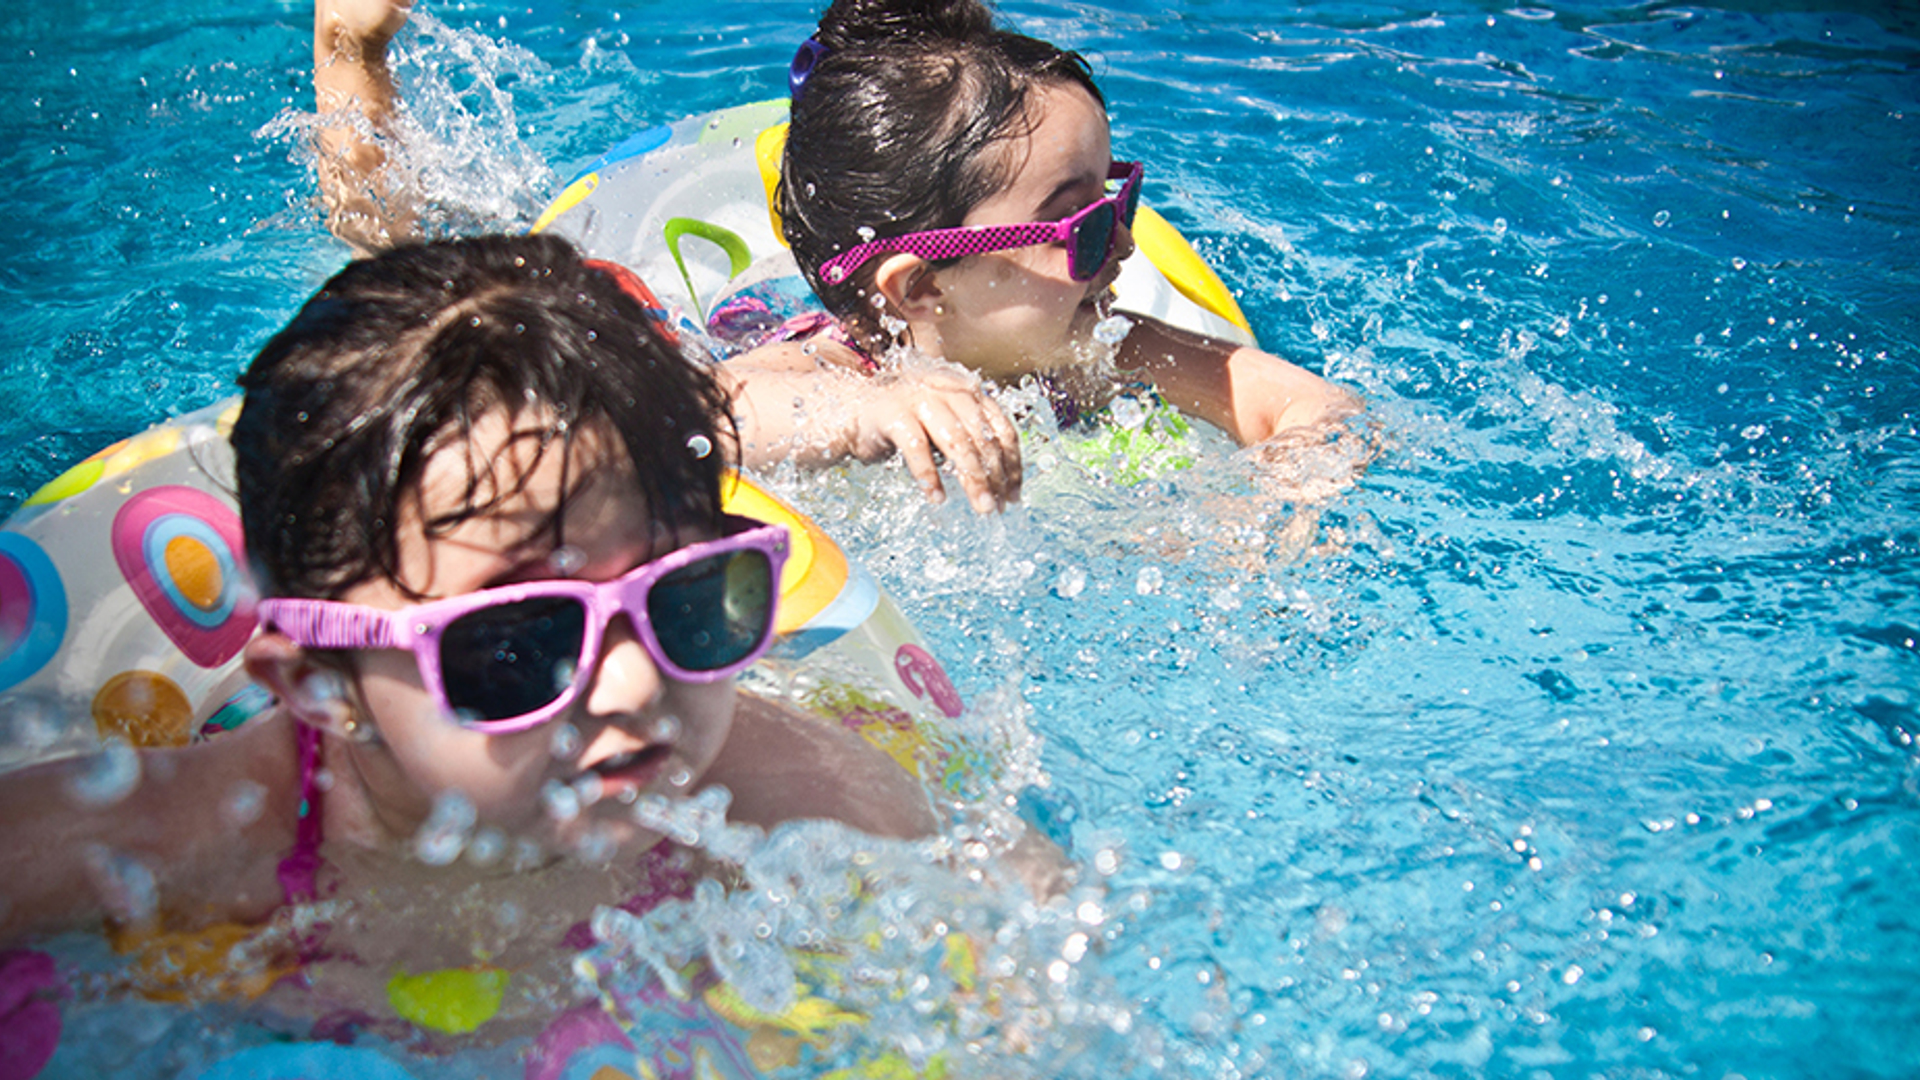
{"left": 3, "top": 1, "right": 1918, "bottom": 1077}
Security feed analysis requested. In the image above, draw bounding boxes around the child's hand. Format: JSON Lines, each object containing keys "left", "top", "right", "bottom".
{"left": 318, "top": 0, "right": 413, "bottom": 54}
{"left": 844, "top": 366, "right": 1022, "bottom": 513}
{"left": 723, "top": 348, "right": 1023, "bottom": 514}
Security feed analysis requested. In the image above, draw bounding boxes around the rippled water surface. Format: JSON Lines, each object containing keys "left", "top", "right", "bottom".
{"left": 2, "top": 1, "right": 1917, "bottom": 1077}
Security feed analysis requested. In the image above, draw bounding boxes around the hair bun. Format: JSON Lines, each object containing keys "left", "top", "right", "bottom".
{"left": 816, "top": 0, "right": 996, "bottom": 49}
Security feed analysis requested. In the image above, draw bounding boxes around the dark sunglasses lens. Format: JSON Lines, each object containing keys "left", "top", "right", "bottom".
{"left": 1120, "top": 174, "right": 1141, "bottom": 227}
{"left": 647, "top": 548, "right": 775, "bottom": 674}
{"left": 440, "top": 596, "right": 587, "bottom": 724}
{"left": 1071, "top": 202, "right": 1117, "bottom": 280}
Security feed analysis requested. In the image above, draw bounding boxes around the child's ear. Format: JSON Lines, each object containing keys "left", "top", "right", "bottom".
{"left": 243, "top": 634, "right": 365, "bottom": 739}
{"left": 871, "top": 253, "right": 943, "bottom": 322}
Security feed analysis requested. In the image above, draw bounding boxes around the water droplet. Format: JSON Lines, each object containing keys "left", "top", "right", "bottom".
{"left": 573, "top": 773, "right": 605, "bottom": 807}
{"left": 686, "top": 433, "right": 713, "bottom": 458}
{"left": 1135, "top": 566, "right": 1165, "bottom": 596}
{"left": 550, "top": 722, "right": 583, "bottom": 760}
{"left": 69, "top": 740, "right": 141, "bottom": 806}
{"left": 1652, "top": 209, "right": 1671, "bottom": 227}
{"left": 706, "top": 922, "right": 795, "bottom": 1015}
{"left": 1052, "top": 566, "right": 1087, "bottom": 599}
{"left": 857, "top": 225, "right": 876, "bottom": 242}
{"left": 549, "top": 544, "right": 586, "bottom": 576}
{"left": 649, "top": 715, "right": 682, "bottom": 744}
{"left": 466, "top": 827, "right": 506, "bottom": 867}
{"left": 1092, "top": 312, "right": 1134, "bottom": 345}
{"left": 223, "top": 780, "right": 267, "bottom": 826}
{"left": 542, "top": 779, "right": 582, "bottom": 823}
{"left": 84, "top": 845, "right": 157, "bottom": 924}
{"left": 413, "top": 789, "right": 477, "bottom": 865}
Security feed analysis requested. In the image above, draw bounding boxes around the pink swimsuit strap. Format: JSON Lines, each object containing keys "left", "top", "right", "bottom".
{"left": 276, "top": 721, "right": 325, "bottom": 906}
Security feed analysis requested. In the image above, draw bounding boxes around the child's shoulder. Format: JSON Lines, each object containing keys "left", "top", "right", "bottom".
{"left": 704, "top": 693, "right": 937, "bottom": 841}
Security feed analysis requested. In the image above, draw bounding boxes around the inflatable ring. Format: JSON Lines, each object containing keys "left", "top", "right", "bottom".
{"left": 533, "top": 99, "right": 1256, "bottom": 349}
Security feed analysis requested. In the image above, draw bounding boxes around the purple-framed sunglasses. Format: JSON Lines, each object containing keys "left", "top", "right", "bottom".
{"left": 819, "top": 161, "right": 1144, "bottom": 286}
{"left": 256, "top": 517, "right": 789, "bottom": 734}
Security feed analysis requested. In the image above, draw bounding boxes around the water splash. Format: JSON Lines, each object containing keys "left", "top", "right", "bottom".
{"left": 413, "top": 788, "right": 479, "bottom": 865}
{"left": 256, "top": 12, "right": 558, "bottom": 237}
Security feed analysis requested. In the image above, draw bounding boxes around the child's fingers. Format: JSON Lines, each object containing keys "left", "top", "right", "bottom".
{"left": 914, "top": 400, "right": 1000, "bottom": 514}
{"left": 980, "top": 396, "right": 1023, "bottom": 503}
{"left": 882, "top": 415, "right": 948, "bottom": 505}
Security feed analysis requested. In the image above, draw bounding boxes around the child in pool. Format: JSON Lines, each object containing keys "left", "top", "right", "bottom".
{"left": 0, "top": 235, "right": 934, "bottom": 1009}
{"left": 313, "top": 0, "right": 1024, "bottom": 515}
{"left": 727, "top": 0, "right": 1362, "bottom": 473}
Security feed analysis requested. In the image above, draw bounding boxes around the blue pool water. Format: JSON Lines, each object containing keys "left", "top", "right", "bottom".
{"left": 3, "top": 1, "right": 1918, "bottom": 1077}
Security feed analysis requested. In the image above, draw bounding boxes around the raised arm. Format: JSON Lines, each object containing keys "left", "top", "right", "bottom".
{"left": 314, "top": 0, "right": 417, "bottom": 252}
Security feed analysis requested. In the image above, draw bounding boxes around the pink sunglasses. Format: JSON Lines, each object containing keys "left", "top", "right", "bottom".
{"left": 256, "top": 517, "right": 789, "bottom": 734}
{"left": 819, "top": 161, "right": 1144, "bottom": 285}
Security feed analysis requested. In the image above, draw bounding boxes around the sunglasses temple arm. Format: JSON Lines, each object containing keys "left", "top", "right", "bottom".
{"left": 257, "top": 600, "right": 407, "bottom": 651}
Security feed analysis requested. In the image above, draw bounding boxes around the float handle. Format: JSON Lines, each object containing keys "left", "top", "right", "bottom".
{"left": 662, "top": 218, "right": 753, "bottom": 322}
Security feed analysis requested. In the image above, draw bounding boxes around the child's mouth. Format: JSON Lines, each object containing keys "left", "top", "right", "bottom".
{"left": 586, "top": 743, "right": 673, "bottom": 791}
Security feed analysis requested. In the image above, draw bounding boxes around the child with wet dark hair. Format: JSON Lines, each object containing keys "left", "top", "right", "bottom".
{"left": 0, "top": 235, "right": 932, "bottom": 994}
{"left": 731, "top": 0, "right": 1360, "bottom": 473}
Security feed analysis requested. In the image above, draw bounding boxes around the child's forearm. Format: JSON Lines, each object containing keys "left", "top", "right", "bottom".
{"left": 718, "top": 349, "right": 865, "bottom": 471}
{"left": 0, "top": 725, "right": 297, "bottom": 943}
{"left": 1119, "top": 313, "right": 1362, "bottom": 445}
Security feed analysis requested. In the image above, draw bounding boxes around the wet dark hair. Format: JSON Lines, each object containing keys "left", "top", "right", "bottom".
{"left": 779, "top": 0, "right": 1103, "bottom": 351}
{"left": 233, "top": 233, "right": 733, "bottom": 600}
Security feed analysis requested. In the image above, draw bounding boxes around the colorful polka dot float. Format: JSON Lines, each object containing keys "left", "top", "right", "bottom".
{"left": 0, "top": 534, "right": 65, "bottom": 695}
{"left": 110, "top": 486, "right": 254, "bottom": 670}
{"left": 1, "top": 401, "right": 267, "bottom": 765}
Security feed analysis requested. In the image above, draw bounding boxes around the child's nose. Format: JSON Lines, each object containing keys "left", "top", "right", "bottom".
{"left": 582, "top": 615, "right": 665, "bottom": 718}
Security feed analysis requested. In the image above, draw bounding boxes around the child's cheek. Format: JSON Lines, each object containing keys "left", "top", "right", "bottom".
{"left": 675, "top": 682, "right": 739, "bottom": 786}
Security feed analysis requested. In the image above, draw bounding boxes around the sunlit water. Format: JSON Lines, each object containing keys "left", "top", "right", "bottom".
{"left": 2, "top": 1, "right": 1917, "bottom": 1077}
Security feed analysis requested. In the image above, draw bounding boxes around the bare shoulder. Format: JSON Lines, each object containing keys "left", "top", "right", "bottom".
{"left": 701, "top": 693, "right": 938, "bottom": 840}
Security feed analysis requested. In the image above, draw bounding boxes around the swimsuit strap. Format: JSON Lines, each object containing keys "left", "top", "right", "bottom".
{"left": 276, "top": 722, "right": 326, "bottom": 905}
{"left": 1037, "top": 373, "right": 1083, "bottom": 429}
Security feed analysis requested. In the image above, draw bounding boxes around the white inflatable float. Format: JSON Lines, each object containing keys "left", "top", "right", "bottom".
{"left": 532, "top": 98, "right": 1256, "bottom": 351}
